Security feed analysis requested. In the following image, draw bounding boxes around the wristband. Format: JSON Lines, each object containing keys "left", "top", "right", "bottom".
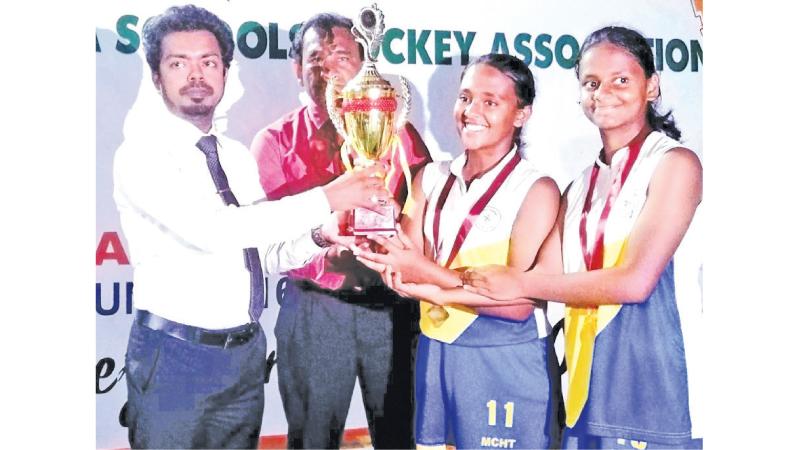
{"left": 310, "top": 226, "right": 333, "bottom": 248}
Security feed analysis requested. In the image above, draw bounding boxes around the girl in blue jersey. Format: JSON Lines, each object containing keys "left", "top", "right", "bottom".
{"left": 355, "top": 53, "right": 561, "bottom": 449}
{"left": 459, "top": 26, "right": 704, "bottom": 449}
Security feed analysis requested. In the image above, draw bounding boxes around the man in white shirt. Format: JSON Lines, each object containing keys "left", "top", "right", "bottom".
{"left": 113, "top": 5, "right": 389, "bottom": 449}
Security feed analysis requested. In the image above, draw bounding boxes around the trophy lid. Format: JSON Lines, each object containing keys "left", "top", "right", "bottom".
{"left": 343, "top": 62, "right": 394, "bottom": 99}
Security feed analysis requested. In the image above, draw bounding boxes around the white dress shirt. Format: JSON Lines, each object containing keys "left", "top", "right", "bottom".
{"left": 262, "top": 231, "right": 323, "bottom": 275}
{"left": 113, "top": 103, "right": 331, "bottom": 329}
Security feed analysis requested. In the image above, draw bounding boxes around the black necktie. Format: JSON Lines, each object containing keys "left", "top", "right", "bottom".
{"left": 196, "top": 135, "right": 264, "bottom": 321}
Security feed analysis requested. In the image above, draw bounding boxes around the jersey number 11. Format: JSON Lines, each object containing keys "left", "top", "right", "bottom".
{"left": 486, "top": 400, "right": 514, "bottom": 428}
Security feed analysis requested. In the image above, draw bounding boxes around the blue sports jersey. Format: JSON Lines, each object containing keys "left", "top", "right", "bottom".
{"left": 416, "top": 333, "right": 553, "bottom": 449}
{"left": 415, "top": 149, "right": 556, "bottom": 449}
{"left": 561, "top": 131, "right": 704, "bottom": 446}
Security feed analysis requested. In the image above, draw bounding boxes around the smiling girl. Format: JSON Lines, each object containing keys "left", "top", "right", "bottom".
{"left": 356, "top": 53, "right": 561, "bottom": 449}
{"left": 462, "top": 26, "right": 704, "bottom": 449}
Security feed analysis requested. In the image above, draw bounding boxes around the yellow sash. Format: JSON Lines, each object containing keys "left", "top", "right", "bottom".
{"left": 420, "top": 240, "right": 508, "bottom": 343}
{"left": 564, "top": 239, "right": 627, "bottom": 427}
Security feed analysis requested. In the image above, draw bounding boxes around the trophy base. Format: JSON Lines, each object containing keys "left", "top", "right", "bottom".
{"left": 351, "top": 205, "right": 396, "bottom": 236}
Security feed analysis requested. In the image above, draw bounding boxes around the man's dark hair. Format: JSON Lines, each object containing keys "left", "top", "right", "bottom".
{"left": 142, "top": 4, "right": 235, "bottom": 75}
{"left": 289, "top": 12, "right": 364, "bottom": 63}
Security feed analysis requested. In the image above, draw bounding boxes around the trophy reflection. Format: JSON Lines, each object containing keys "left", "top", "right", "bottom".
{"left": 326, "top": 3, "right": 411, "bottom": 236}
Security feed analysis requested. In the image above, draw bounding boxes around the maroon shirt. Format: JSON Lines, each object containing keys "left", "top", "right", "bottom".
{"left": 250, "top": 103, "right": 431, "bottom": 290}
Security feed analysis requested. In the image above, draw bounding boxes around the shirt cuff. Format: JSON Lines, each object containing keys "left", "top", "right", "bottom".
{"left": 293, "top": 231, "right": 325, "bottom": 263}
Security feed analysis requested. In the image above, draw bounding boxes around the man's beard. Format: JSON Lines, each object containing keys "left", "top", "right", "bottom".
{"left": 160, "top": 80, "right": 220, "bottom": 121}
{"left": 179, "top": 103, "right": 214, "bottom": 117}
{"left": 177, "top": 81, "right": 215, "bottom": 117}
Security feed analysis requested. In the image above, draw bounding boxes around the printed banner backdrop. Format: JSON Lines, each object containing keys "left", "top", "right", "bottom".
{"left": 96, "top": 0, "right": 702, "bottom": 447}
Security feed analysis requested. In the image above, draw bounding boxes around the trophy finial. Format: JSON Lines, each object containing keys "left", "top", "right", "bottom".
{"left": 360, "top": 8, "right": 377, "bottom": 28}
{"left": 352, "top": 4, "right": 385, "bottom": 63}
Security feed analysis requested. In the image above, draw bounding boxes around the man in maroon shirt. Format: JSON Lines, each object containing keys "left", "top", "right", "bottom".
{"left": 250, "top": 12, "right": 431, "bottom": 449}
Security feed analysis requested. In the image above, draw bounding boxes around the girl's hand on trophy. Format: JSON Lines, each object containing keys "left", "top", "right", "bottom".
{"left": 375, "top": 264, "right": 407, "bottom": 298}
{"left": 355, "top": 252, "right": 388, "bottom": 275}
{"left": 322, "top": 165, "right": 390, "bottom": 212}
{"left": 352, "top": 229, "right": 424, "bottom": 281}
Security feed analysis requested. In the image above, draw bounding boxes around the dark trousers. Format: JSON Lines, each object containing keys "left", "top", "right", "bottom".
{"left": 275, "top": 280, "right": 418, "bottom": 449}
{"left": 125, "top": 319, "right": 267, "bottom": 449}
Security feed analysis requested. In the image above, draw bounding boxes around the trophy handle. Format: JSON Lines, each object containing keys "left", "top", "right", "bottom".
{"left": 395, "top": 75, "right": 411, "bottom": 133}
{"left": 325, "top": 79, "right": 349, "bottom": 142}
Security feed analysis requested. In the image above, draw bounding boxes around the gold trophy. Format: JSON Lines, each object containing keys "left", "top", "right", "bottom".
{"left": 326, "top": 4, "right": 448, "bottom": 325}
{"left": 326, "top": 3, "right": 412, "bottom": 236}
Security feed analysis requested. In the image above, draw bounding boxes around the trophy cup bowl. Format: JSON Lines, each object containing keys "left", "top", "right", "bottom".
{"left": 342, "top": 71, "right": 396, "bottom": 163}
{"left": 340, "top": 66, "right": 398, "bottom": 235}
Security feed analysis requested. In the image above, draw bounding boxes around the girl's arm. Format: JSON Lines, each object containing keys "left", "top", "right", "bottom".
{"left": 471, "top": 175, "right": 560, "bottom": 319}
{"left": 466, "top": 148, "right": 702, "bottom": 306}
{"left": 373, "top": 175, "right": 561, "bottom": 321}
